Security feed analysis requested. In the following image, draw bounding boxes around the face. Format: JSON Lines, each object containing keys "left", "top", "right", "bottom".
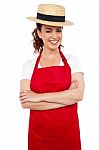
{"left": 37, "top": 24, "right": 63, "bottom": 51}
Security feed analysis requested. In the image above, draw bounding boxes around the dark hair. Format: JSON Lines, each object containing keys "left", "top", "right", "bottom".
{"left": 32, "top": 23, "right": 63, "bottom": 53}
{"left": 32, "top": 23, "right": 43, "bottom": 53}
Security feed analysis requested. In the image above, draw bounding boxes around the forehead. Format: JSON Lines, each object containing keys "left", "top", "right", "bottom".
{"left": 42, "top": 24, "right": 63, "bottom": 29}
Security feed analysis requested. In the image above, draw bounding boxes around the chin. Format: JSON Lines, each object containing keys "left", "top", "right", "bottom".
{"left": 49, "top": 45, "right": 60, "bottom": 50}
{"left": 49, "top": 47, "right": 59, "bottom": 51}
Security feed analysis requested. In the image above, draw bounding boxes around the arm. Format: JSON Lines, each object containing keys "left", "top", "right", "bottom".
{"left": 20, "top": 72, "right": 84, "bottom": 109}
{"left": 20, "top": 79, "right": 65, "bottom": 110}
{"left": 21, "top": 101, "right": 66, "bottom": 110}
{"left": 40, "top": 72, "right": 85, "bottom": 105}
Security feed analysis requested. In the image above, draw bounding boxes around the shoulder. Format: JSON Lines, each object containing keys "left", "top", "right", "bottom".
{"left": 22, "top": 54, "right": 38, "bottom": 71}
{"left": 62, "top": 50, "right": 79, "bottom": 61}
{"left": 62, "top": 50, "right": 83, "bottom": 74}
{"left": 20, "top": 53, "right": 38, "bottom": 80}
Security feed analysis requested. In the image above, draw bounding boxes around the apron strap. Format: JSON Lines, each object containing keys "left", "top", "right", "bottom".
{"left": 34, "top": 49, "right": 68, "bottom": 71}
{"left": 59, "top": 49, "right": 68, "bottom": 66}
{"left": 33, "top": 51, "right": 42, "bottom": 72}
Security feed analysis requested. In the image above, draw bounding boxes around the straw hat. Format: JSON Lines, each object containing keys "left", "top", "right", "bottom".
{"left": 26, "top": 4, "right": 74, "bottom": 26}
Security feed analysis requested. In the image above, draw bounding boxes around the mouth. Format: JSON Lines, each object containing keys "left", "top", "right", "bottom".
{"left": 49, "top": 40, "right": 59, "bottom": 45}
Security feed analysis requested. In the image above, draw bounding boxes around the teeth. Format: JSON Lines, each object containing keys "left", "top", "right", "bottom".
{"left": 50, "top": 41, "right": 58, "bottom": 44}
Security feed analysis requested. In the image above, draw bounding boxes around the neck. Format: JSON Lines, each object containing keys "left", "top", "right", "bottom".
{"left": 42, "top": 47, "right": 60, "bottom": 58}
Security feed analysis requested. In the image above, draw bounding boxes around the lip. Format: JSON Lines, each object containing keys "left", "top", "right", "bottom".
{"left": 49, "top": 40, "right": 59, "bottom": 44}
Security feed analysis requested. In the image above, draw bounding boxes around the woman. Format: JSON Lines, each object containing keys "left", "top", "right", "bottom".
{"left": 19, "top": 4, "right": 85, "bottom": 150}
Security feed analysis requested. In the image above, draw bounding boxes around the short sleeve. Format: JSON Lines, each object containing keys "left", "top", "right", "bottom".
{"left": 20, "top": 59, "right": 36, "bottom": 80}
{"left": 67, "top": 54, "right": 83, "bottom": 74}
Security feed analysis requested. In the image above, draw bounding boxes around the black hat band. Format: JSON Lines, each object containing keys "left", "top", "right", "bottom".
{"left": 37, "top": 12, "right": 65, "bottom": 22}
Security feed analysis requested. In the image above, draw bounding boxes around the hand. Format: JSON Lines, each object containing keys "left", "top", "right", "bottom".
{"left": 69, "top": 80, "right": 79, "bottom": 89}
{"left": 19, "top": 90, "right": 41, "bottom": 103}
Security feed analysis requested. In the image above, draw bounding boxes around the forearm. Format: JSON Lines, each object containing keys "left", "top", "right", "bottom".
{"left": 20, "top": 73, "right": 84, "bottom": 107}
{"left": 40, "top": 88, "right": 84, "bottom": 105}
{"left": 20, "top": 88, "right": 84, "bottom": 108}
{"left": 21, "top": 101, "right": 65, "bottom": 110}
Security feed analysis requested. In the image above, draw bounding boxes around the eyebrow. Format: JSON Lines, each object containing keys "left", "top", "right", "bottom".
{"left": 44, "top": 27, "right": 52, "bottom": 30}
{"left": 44, "top": 27, "right": 63, "bottom": 30}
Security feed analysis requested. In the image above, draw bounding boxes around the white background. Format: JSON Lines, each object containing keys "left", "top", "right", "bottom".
{"left": 0, "top": 0, "right": 99, "bottom": 149}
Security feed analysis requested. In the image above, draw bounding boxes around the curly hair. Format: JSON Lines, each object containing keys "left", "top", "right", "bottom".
{"left": 32, "top": 23, "right": 43, "bottom": 53}
{"left": 32, "top": 23, "right": 63, "bottom": 53}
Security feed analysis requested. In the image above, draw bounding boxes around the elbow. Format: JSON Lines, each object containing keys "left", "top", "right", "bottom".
{"left": 21, "top": 102, "right": 27, "bottom": 109}
{"left": 78, "top": 98, "right": 83, "bottom": 102}
{"left": 77, "top": 90, "right": 84, "bottom": 101}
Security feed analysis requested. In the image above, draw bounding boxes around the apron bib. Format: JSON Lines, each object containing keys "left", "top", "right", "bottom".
{"left": 28, "top": 50, "right": 81, "bottom": 150}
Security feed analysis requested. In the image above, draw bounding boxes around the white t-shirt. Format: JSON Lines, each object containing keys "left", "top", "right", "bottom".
{"left": 20, "top": 51, "right": 83, "bottom": 80}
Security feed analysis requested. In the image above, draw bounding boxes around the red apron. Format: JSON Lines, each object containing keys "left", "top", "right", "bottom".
{"left": 28, "top": 50, "right": 81, "bottom": 150}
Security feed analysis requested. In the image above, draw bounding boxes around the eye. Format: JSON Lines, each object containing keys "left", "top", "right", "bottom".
{"left": 57, "top": 28, "right": 63, "bottom": 32}
{"left": 45, "top": 30, "right": 51, "bottom": 33}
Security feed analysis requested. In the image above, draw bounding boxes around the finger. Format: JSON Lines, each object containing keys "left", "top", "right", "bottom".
{"left": 21, "top": 99, "right": 29, "bottom": 103}
{"left": 19, "top": 94, "right": 26, "bottom": 100}
{"left": 21, "top": 99, "right": 33, "bottom": 103}
{"left": 19, "top": 95, "right": 28, "bottom": 101}
{"left": 19, "top": 93, "right": 26, "bottom": 97}
{"left": 20, "top": 90, "right": 28, "bottom": 95}
{"left": 72, "top": 82, "right": 78, "bottom": 88}
{"left": 71, "top": 80, "right": 78, "bottom": 84}
{"left": 71, "top": 80, "right": 79, "bottom": 86}
{"left": 75, "top": 81, "right": 79, "bottom": 87}
{"left": 69, "top": 82, "right": 78, "bottom": 89}
{"left": 19, "top": 91, "right": 29, "bottom": 98}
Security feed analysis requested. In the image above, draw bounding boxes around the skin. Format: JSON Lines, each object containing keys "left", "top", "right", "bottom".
{"left": 19, "top": 24, "right": 85, "bottom": 110}
{"left": 37, "top": 25, "right": 63, "bottom": 67}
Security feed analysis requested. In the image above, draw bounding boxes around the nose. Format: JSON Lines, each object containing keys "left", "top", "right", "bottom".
{"left": 51, "top": 31, "right": 58, "bottom": 39}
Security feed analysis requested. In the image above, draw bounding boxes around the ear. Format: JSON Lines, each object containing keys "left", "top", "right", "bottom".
{"left": 37, "top": 30, "right": 42, "bottom": 39}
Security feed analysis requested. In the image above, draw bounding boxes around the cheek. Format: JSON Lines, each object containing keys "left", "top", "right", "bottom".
{"left": 59, "top": 34, "right": 62, "bottom": 42}
{"left": 41, "top": 34, "right": 49, "bottom": 42}
{"left": 59, "top": 33, "right": 62, "bottom": 39}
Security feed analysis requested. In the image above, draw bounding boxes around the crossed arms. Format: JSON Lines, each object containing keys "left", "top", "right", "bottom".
{"left": 19, "top": 72, "right": 85, "bottom": 110}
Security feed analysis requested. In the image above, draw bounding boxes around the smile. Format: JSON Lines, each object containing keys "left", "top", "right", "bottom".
{"left": 49, "top": 40, "right": 59, "bottom": 44}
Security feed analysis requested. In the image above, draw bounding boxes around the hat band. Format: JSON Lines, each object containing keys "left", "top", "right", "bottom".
{"left": 37, "top": 13, "right": 65, "bottom": 22}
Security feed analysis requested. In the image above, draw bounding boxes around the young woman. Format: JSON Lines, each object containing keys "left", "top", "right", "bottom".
{"left": 19, "top": 4, "right": 85, "bottom": 150}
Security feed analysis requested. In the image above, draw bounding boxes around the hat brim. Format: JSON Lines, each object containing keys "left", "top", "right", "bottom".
{"left": 26, "top": 17, "right": 74, "bottom": 26}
